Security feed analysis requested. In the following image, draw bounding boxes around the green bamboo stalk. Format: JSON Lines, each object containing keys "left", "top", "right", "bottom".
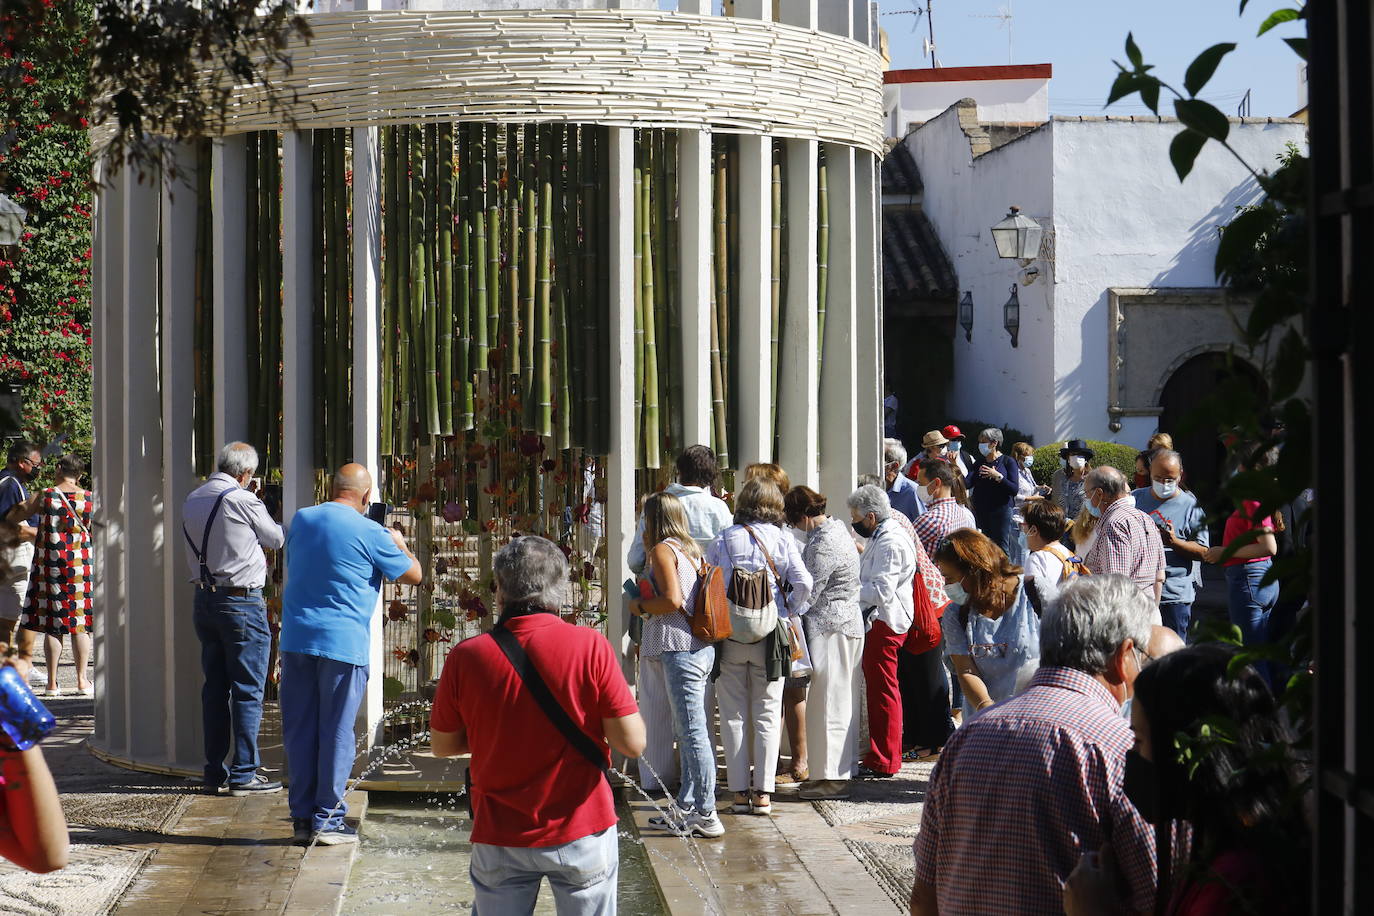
{"left": 817, "top": 150, "right": 829, "bottom": 371}
{"left": 641, "top": 135, "right": 661, "bottom": 470}
{"left": 555, "top": 124, "right": 572, "bottom": 452}
{"left": 471, "top": 123, "right": 488, "bottom": 374}
{"left": 578, "top": 126, "right": 600, "bottom": 453}
{"left": 437, "top": 122, "right": 455, "bottom": 436}
{"left": 505, "top": 124, "right": 520, "bottom": 380}
{"left": 664, "top": 130, "right": 682, "bottom": 455}
{"left": 770, "top": 142, "right": 782, "bottom": 448}
{"left": 564, "top": 124, "right": 583, "bottom": 448}
{"left": 536, "top": 123, "right": 555, "bottom": 439}
{"left": 521, "top": 124, "right": 537, "bottom": 427}
{"left": 708, "top": 264, "right": 728, "bottom": 465}
{"left": 455, "top": 123, "right": 473, "bottom": 431}
{"left": 486, "top": 124, "right": 501, "bottom": 357}
{"left": 649, "top": 131, "right": 669, "bottom": 461}
{"left": 417, "top": 124, "right": 440, "bottom": 435}
{"left": 396, "top": 125, "right": 414, "bottom": 450}
{"left": 633, "top": 150, "right": 645, "bottom": 469}
{"left": 711, "top": 142, "right": 730, "bottom": 467}
{"left": 381, "top": 126, "right": 397, "bottom": 454}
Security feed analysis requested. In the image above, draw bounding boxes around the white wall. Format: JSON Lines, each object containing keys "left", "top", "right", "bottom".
{"left": 906, "top": 103, "right": 1056, "bottom": 437}
{"left": 1050, "top": 117, "right": 1307, "bottom": 444}
{"left": 885, "top": 78, "right": 1048, "bottom": 138}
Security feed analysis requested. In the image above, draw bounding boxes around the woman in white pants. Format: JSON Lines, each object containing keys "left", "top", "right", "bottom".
{"left": 706, "top": 480, "right": 812, "bottom": 815}
{"left": 783, "top": 486, "right": 864, "bottom": 800}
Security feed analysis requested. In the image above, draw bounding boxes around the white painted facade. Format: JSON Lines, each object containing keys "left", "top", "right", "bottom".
{"left": 884, "top": 70, "right": 1049, "bottom": 138}
{"left": 905, "top": 103, "right": 1306, "bottom": 446}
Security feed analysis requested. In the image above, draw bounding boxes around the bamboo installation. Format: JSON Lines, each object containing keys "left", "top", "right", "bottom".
{"left": 193, "top": 139, "right": 215, "bottom": 478}
{"left": 817, "top": 147, "right": 829, "bottom": 371}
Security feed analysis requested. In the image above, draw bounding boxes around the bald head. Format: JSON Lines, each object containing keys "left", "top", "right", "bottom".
{"left": 331, "top": 463, "right": 373, "bottom": 509}
{"left": 1147, "top": 624, "right": 1185, "bottom": 662}
{"left": 1085, "top": 465, "right": 1129, "bottom": 500}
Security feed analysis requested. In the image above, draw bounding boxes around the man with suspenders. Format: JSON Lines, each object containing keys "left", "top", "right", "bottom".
{"left": 181, "top": 442, "right": 284, "bottom": 796}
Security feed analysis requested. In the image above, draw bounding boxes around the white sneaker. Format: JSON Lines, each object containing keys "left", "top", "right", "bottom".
{"left": 646, "top": 804, "right": 688, "bottom": 832}
{"left": 681, "top": 810, "right": 725, "bottom": 838}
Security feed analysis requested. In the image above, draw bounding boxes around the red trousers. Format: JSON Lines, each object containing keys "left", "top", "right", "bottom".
{"left": 862, "top": 619, "right": 906, "bottom": 774}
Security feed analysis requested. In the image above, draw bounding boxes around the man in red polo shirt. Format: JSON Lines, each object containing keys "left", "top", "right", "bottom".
{"left": 431, "top": 536, "right": 644, "bottom": 915}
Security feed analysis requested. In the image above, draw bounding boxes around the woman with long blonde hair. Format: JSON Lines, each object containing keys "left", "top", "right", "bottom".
{"left": 629, "top": 491, "right": 724, "bottom": 838}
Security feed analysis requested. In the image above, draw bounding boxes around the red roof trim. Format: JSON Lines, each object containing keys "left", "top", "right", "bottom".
{"left": 884, "top": 64, "right": 1053, "bottom": 85}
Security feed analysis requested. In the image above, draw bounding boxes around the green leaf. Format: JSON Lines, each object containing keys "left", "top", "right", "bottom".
{"left": 383, "top": 676, "right": 406, "bottom": 701}
{"left": 1185, "top": 43, "right": 1237, "bottom": 96}
{"left": 1107, "top": 69, "right": 1140, "bottom": 105}
{"left": 1283, "top": 37, "right": 1308, "bottom": 59}
{"left": 1258, "top": 8, "right": 1302, "bottom": 35}
{"left": 1125, "top": 32, "right": 1144, "bottom": 69}
{"left": 1140, "top": 78, "right": 1161, "bottom": 115}
{"left": 1270, "top": 327, "right": 1308, "bottom": 399}
{"left": 1169, "top": 129, "right": 1209, "bottom": 181}
{"left": 1175, "top": 98, "right": 1231, "bottom": 141}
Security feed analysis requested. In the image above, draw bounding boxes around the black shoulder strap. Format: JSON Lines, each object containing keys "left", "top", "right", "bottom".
{"left": 183, "top": 488, "right": 233, "bottom": 588}
{"left": 1024, "top": 576, "right": 1045, "bottom": 618}
{"left": 489, "top": 625, "right": 610, "bottom": 780}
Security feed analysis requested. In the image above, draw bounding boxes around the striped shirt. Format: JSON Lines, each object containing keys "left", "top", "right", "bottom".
{"left": 914, "top": 667, "right": 1158, "bottom": 914}
{"left": 912, "top": 496, "right": 977, "bottom": 559}
{"left": 640, "top": 538, "right": 706, "bottom": 657}
{"left": 1083, "top": 497, "right": 1166, "bottom": 599}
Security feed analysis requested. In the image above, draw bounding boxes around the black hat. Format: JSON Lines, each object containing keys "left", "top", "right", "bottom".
{"left": 1058, "top": 439, "right": 1094, "bottom": 460}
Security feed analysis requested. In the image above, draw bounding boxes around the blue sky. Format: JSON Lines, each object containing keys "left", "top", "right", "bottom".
{"left": 875, "top": 0, "right": 1308, "bottom": 117}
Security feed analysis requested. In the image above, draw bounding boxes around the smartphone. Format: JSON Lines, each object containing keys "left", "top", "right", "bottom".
{"left": 250, "top": 476, "right": 264, "bottom": 492}
{"left": 367, "top": 502, "right": 390, "bottom": 525}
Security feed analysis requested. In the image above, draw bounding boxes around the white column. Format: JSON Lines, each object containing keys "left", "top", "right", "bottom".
{"left": 855, "top": 150, "right": 882, "bottom": 475}
{"left": 212, "top": 136, "right": 250, "bottom": 447}
{"left": 778, "top": 138, "right": 820, "bottom": 487}
{"left": 161, "top": 147, "right": 206, "bottom": 768}
{"left": 677, "top": 129, "right": 711, "bottom": 448}
{"left": 606, "top": 127, "right": 636, "bottom": 674}
{"left": 123, "top": 166, "right": 165, "bottom": 758}
{"left": 92, "top": 162, "right": 127, "bottom": 753}
{"left": 819, "top": 144, "right": 858, "bottom": 503}
{"left": 281, "top": 131, "right": 316, "bottom": 524}
{"left": 352, "top": 125, "right": 385, "bottom": 746}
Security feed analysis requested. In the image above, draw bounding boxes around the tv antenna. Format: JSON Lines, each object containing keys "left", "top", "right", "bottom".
{"left": 881, "top": 1, "right": 939, "bottom": 68}
{"left": 971, "top": 3, "right": 1014, "bottom": 65}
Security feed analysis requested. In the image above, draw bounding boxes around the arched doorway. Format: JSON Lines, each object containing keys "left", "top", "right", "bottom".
{"left": 1156, "top": 352, "right": 1266, "bottom": 506}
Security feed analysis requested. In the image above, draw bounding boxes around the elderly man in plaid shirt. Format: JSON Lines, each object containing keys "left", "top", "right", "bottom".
{"left": 911, "top": 574, "right": 1161, "bottom": 915}
{"left": 1082, "top": 466, "right": 1166, "bottom": 608}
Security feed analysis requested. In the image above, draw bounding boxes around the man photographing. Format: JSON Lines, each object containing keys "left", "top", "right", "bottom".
{"left": 280, "top": 463, "right": 422, "bottom": 845}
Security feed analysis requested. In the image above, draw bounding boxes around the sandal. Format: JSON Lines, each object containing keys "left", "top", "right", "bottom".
{"left": 902, "top": 746, "right": 942, "bottom": 762}
{"left": 731, "top": 792, "right": 752, "bottom": 814}
{"left": 774, "top": 769, "right": 808, "bottom": 786}
{"left": 750, "top": 791, "right": 772, "bottom": 815}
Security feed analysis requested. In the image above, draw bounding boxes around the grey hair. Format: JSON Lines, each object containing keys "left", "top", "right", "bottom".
{"left": 1150, "top": 448, "right": 1182, "bottom": 468}
{"left": 980, "top": 427, "right": 1004, "bottom": 446}
{"left": 493, "top": 536, "right": 568, "bottom": 609}
{"left": 1041, "top": 574, "right": 1155, "bottom": 675}
{"left": 856, "top": 473, "right": 882, "bottom": 489}
{"left": 882, "top": 438, "right": 907, "bottom": 469}
{"left": 846, "top": 484, "right": 891, "bottom": 522}
{"left": 217, "top": 442, "right": 259, "bottom": 478}
{"left": 1085, "top": 465, "right": 1128, "bottom": 498}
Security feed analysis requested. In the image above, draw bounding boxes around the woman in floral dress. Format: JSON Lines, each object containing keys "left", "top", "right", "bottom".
{"left": 16, "top": 454, "right": 93, "bottom": 697}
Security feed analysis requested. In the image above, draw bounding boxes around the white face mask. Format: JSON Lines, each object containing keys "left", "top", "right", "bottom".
{"left": 1151, "top": 479, "right": 1178, "bottom": 499}
{"left": 916, "top": 483, "right": 932, "bottom": 505}
{"left": 1023, "top": 456, "right": 1034, "bottom": 469}
{"left": 1067, "top": 455, "right": 1087, "bottom": 470}
{"left": 944, "top": 581, "right": 969, "bottom": 605}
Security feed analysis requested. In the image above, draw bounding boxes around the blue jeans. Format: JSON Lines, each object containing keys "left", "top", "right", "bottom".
{"left": 193, "top": 588, "right": 271, "bottom": 787}
{"left": 1159, "top": 601, "right": 1193, "bottom": 641}
{"left": 281, "top": 651, "right": 368, "bottom": 831}
{"left": 658, "top": 645, "right": 716, "bottom": 816}
{"left": 1225, "top": 561, "right": 1278, "bottom": 646}
{"left": 471, "top": 825, "right": 618, "bottom": 916}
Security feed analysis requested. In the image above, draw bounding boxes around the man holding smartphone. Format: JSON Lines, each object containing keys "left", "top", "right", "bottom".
{"left": 181, "top": 442, "right": 284, "bottom": 796}
{"left": 279, "top": 463, "right": 422, "bottom": 845}
{"left": 1131, "top": 449, "right": 1209, "bottom": 640}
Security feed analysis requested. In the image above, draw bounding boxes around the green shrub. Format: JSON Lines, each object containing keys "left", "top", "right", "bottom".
{"left": 1031, "top": 440, "right": 1139, "bottom": 487}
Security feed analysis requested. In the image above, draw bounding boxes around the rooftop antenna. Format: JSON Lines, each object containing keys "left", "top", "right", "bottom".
{"left": 971, "top": 2, "right": 1014, "bottom": 65}
{"left": 881, "top": 1, "right": 938, "bottom": 68}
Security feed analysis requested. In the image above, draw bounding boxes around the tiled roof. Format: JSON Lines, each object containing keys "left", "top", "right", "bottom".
{"left": 883, "top": 207, "right": 956, "bottom": 300}
{"left": 881, "top": 141, "right": 923, "bottom": 195}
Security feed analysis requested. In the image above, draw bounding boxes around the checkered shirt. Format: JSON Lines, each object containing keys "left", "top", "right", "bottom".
{"left": 912, "top": 497, "right": 977, "bottom": 559}
{"left": 913, "top": 667, "right": 1158, "bottom": 915}
{"left": 887, "top": 511, "right": 950, "bottom": 610}
{"left": 1083, "top": 498, "right": 1167, "bottom": 597}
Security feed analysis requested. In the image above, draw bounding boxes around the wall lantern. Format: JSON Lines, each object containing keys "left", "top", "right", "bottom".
{"left": 990, "top": 205, "right": 1043, "bottom": 262}
{"left": 1003, "top": 284, "right": 1021, "bottom": 348}
{"left": 0, "top": 194, "right": 27, "bottom": 247}
{"left": 958, "top": 291, "right": 974, "bottom": 342}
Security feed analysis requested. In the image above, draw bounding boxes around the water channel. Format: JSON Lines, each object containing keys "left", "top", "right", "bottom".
{"left": 344, "top": 791, "right": 668, "bottom": 913}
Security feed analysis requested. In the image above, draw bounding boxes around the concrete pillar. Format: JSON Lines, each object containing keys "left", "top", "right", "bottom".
{"left": 91, "top": 163, "right": 126, "bottom": 753}
{"left": 161, "top": 147, "right": 207, "bottom": 768}
{"left": 606, "top": 127, "right": 636, "bottom": 674}
{"left": 819, "top": 143, "right": 858, "bottom": 503}
{"left": 352, "top": 124, "right": 385, "bottom": 745}
{"left": 855, "top": 150, "right": 882, "bottom": 475}
{"left": 280, "top": 131, "right": 315, "bottom": 524}
{"left": 778, "top": 139, "right": 820, "bottom": 487}
{"left": 212, "top": 136, "right": 250, "bottom": 446}
{"left": 677, "top": 129, "right": 711, "bottom": 449}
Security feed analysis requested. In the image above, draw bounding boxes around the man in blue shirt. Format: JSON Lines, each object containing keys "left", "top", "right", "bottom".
{"left": 884, "top": 438, "right": 924, "bottom": 523}
{"left": 0, "top": 440, "right": 42, "bottom": 648}
{"left": 1130, "top": 449, "right": 1209, "bottom": 640}
{"left": 281, "top": 463, "right": 421, "bottom": 845}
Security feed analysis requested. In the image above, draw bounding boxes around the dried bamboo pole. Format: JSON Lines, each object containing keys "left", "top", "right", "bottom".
{"left": 381, "top": 126, "right": 397, "bottom": 454}
{"left": 486, "top": 124, "right": 501, "bottom": 360}
{"left": 505, "top": 124, "right": 520, "bottom": 382}
{"left": 521, "top": 124, "right": 537, "bottom": 429}
{"left": 536, "top": 123, "right": 554, "bottom": 439}
{"left": 420, "top": 123, "right": 441, "bottom": 436}
{"left": 555, "top": 124, "right": 573, "bottom": 452}
{"left": 455, "top": 123, "right": 474, "bottom": 431}
{"left": 641, "top": 134, "right": 661, "bottom": 470}
{"left": 664, "top": 129, "right": 683, "bottom": 455}
{"left": 579, "top": 126, "right": 601, "bottom": 453}
{"left": 632, "top": 148, "right": 645, "bottom": 469}
{"left": 770, "top": 141, "right": 782, "bottom": 447}
{"left": 471, "top": 123, "right": 489, "bottom": 375}
{"left": 437, "top": 122, "right": 454, "bottom": 436}
{"left": 649, "top": 131, "right": 669, "bottom": 465}
{"left": 565, "top": 123, "right": 584, "bottom": 448}
{"left": 396, "top": 125, "right": 414, "bottom": 450}
{"left": 711, "top": 141, "right": 730, "bottom": 468}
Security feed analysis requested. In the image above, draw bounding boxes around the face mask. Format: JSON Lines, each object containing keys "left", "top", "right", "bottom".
{"left": 1123, "top": 749, "right": 1160, "bottom": 824}
{"left": 1023, "top": 456, "right": 1034, "bottom": 469}
{"left": 1151, "top": 479, "right": 1178, "bottom": 499}
{"left": 1067, "top": 455, "right": 1087, "bottom": 470}
{"left": 1087, "top": 493, "right": 1103, "bottom": 518}
{"left": 948, "top": 441, "right": 962, "bottom": 453}
{"left": 852, "top": 518, "right": 876, "bottom": 539}
{"left": 1119, "top": 697, "right": 1133, "bottom": 722}
{"left": 944, "top": 581, "right": 969, "bottom": 605}
{"left": 916, "top": 483, "right": 932, "bottom": 505}
{"left": 978, "top": 442, "right": 992, "bottom": 457}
